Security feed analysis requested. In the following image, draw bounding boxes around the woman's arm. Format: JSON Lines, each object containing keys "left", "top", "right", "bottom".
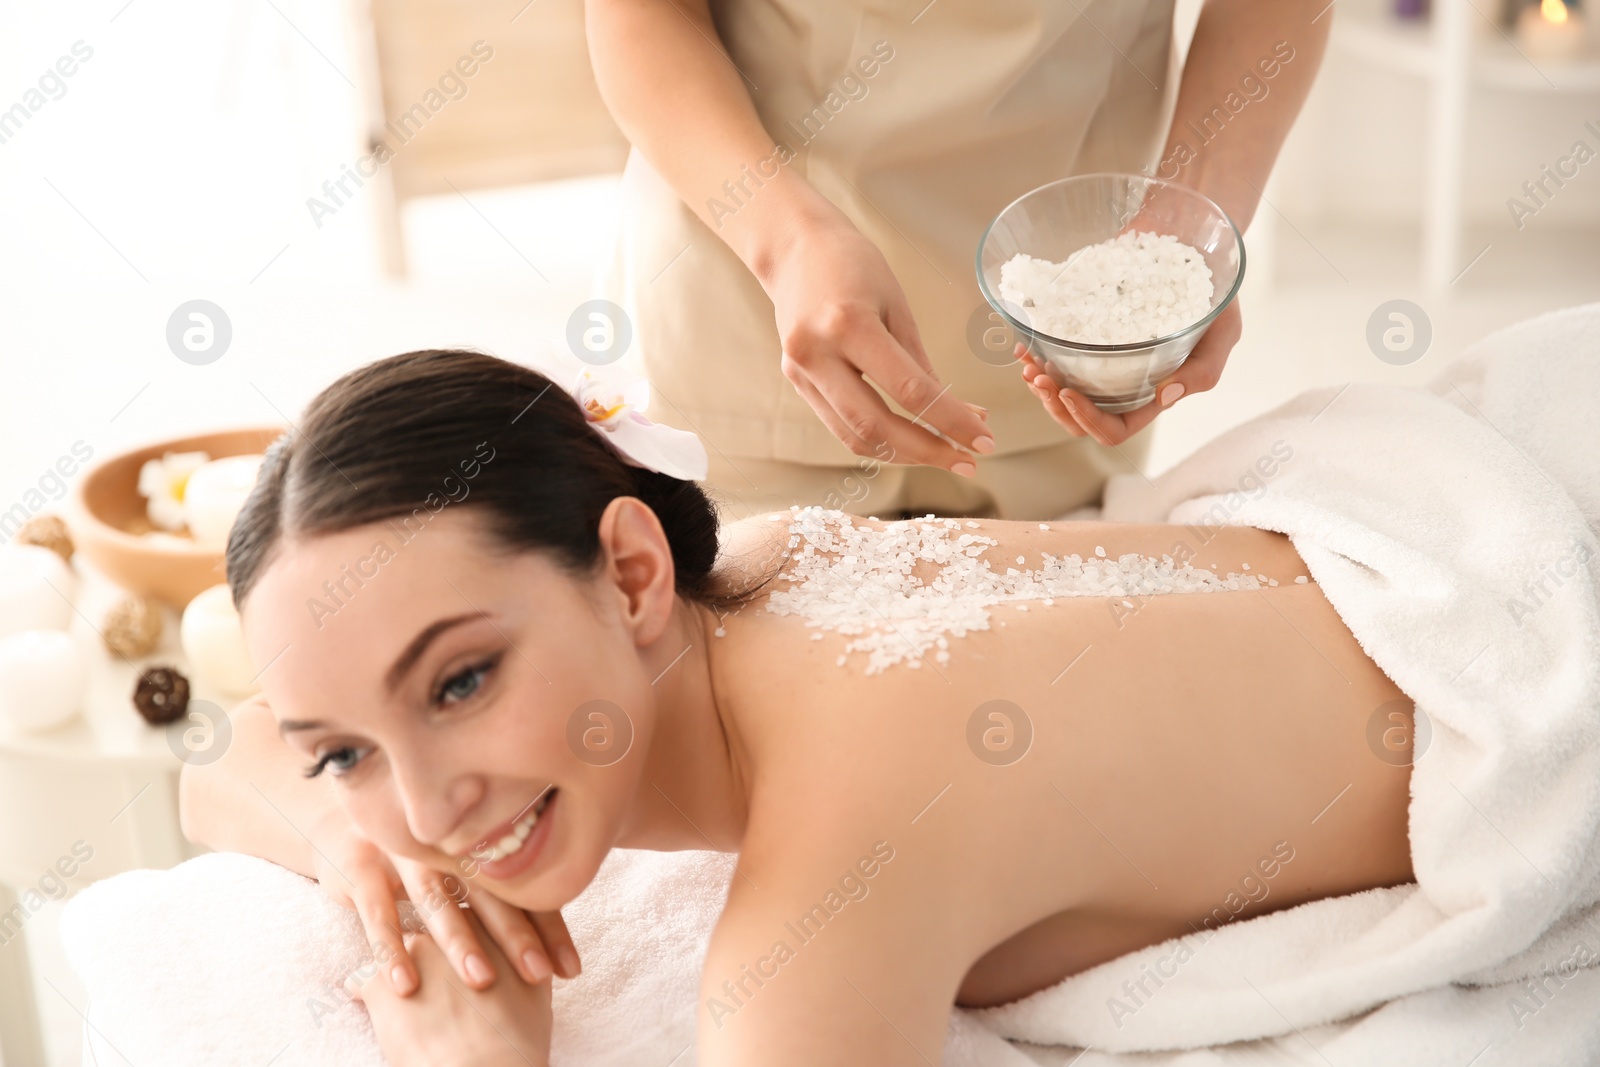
{"left": 178, "top": 693, "right": 330, "bottom": 874}
{"left": 584, "top": 0, "right": 991, "bottom": 472}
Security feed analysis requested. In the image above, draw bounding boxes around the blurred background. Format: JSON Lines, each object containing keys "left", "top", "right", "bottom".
{"left": 0, "top": 0, "right": 1597, "bottom": 1061}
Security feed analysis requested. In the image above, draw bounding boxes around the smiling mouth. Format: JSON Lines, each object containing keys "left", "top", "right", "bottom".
{"left": 468, "top": 788, "right": 557, "bottom": 863}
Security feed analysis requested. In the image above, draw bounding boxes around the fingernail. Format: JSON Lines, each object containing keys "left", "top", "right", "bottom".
{"left": 1160, "top": 383, "right": 1185, "bottom": 407}
{"left": 952, "top": 461, "right": 977, "bottom": 478}
{"left": 557, "top": 945, "right": 581, "bottom": 978}
{"left": 390, "top": 964, "right": 415, "bottom": 995}
{"left": 972, "top": 434, "right": 995, "bottom": 455}
{"left": 523, "top": 948, "right": 552, "bottom": 982}
{"left": 965, "top": 402, "right": 989, "bottom": 418}
{"left": 464, "top": 952, "right": 493, "bottom": 985}
{"left": 1060, "top": 392, "right": 1077, "bottom": 414}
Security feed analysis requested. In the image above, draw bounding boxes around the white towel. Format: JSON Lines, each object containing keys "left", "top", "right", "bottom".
{"left": 61, "top": 848, "right": 731, "bottom": 1067}
{"left": 974, "top": 301, "right": 1600, "bottom": 1052}
{"left": 63, "top": 303, "right": 1600, "bottom": 1065}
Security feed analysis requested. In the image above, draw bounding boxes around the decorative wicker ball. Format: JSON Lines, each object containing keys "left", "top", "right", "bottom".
{"left": 103, "top": 595, "right": 164, "bottom": 659}
{"left": 132, "top": 665, "right": 191, "bottom": 725}
{"left": 15, "top": 514, "right": 74, "bottom": 564}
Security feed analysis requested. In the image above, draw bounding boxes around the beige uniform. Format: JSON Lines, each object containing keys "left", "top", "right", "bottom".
{"left": 604, "top": 0, "right": 1178, "bottom": 520}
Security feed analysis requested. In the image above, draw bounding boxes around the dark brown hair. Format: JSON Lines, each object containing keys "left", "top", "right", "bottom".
{"left": 226, "top": 349, "right": 770, "bottom": 614}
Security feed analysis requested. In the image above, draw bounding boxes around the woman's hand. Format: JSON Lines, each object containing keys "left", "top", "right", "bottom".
{"left": 763, "top": 208, "right": 994, "bottom": 473}
{"left": 310, "top": 811, "right": 579, "bottom": 997}
{"left": 1018, "top": 297, "right": 1243, "bottom": 447}
{"left": 349, "top": 908, "right": 553, "bottom": 1067}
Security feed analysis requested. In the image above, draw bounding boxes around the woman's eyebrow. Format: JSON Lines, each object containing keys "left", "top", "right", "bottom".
{"left": 279, "top": 719, "right": 323, "bottom": 734}
{"left": 274, "top": 611, "right": 494, "bottom": 735}
{"left": 384, "top": 610, "right": 493, "bottom": 694}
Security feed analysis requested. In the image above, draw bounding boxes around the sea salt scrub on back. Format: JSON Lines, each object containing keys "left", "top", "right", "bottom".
{"left": 999, "top": 231, "right": 1214, "bottom": 345}
{"left": 763, "top": 506, "right": 1264, "bottom": 675}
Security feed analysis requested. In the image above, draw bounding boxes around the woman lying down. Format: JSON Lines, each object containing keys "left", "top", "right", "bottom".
{"left": 180, "top": 349, "right": 1418, "bottom": 1066}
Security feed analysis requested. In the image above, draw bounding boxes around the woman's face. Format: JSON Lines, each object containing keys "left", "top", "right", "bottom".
{"left": 240, "top": 503, "right": 671, "bottom": 911}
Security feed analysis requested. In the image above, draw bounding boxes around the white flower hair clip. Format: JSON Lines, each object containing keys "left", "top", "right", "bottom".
{"left": 572, "top": 368, "right": 708, "bottom": 482}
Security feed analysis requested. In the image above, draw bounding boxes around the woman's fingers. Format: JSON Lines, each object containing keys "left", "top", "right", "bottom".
{"left": 1018, "top": 349, "right": 1085, "bottom": 437}
{"left": 1017, "top": 296, "right": 1242, "bottom": 448}
{"left": 783, "top": 311, "right": 988, "bottom": 472}
{"left": 808, "top": 354, "right": 976, "bottom": 472}
{"left": 395, "top": 860, "right": 497, "bottom": 991}
{"left": 464, "top": 888, "right": 554, "bottom": 984}
{"left": 1057, "top": 387, "right": 1162, "bottom": 448}
{"left": 883, "top": 294, "right": 935, "bottom": 376}
{"left": 1154, "top": 298, "right": 1242, "bottom": 404}
{"left": 846, "top": 316, "right": 993, "bottom": 459}
{"left": 786, "top": 359, "right": 967, "bottom": 472}
{"left": 344, "top": 929, "right": 450, "bottom": 1018}
{"left": 528, "top": 909, "right": 580, "bottom": 979}
{"left": 349, "top": 868, "right": 417, "bottom": 996}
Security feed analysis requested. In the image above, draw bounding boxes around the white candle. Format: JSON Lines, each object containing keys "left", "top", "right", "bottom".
{"left": 181, "top": 583, "right": 260, "bottom": 695}
{"left": 183, "top": 455, "right": 265, "bottom": 548}
{"left": 0, "top": 544, "right": 76, "bottom": 640}
{"left": 0, "top": 630, "right": 87, "bottom": 732}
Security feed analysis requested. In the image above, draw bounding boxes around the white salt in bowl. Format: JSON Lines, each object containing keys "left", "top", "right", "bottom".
{"left": 976, "top": 173, "right": 1245, "bottom": 413}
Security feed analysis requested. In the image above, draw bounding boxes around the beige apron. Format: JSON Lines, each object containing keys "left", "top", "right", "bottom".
{"left": 605, "top": 0, "right": 1178, "bottom": 470}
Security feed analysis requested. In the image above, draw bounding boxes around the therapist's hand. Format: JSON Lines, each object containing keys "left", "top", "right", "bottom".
{"left": 764, "top": 213, "right": 994, "bottom": 473}
{"left": 1018, "top": 298, "right": 1243, "bottom": 448}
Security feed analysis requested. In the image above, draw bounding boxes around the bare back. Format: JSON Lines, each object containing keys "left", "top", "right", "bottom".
{"left": 694, "top": 511, "right": 1415, "bottom": 1063}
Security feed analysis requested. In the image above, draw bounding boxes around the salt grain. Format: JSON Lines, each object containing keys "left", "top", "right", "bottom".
{"left": 997, "top": 231, "right": 1214, "bottom": 346}
{"left": 763, "top": 506, "right": 1267, "bottom": 675}
{"left": 1295, "top": 575, "right": 1309, "bottom": 584}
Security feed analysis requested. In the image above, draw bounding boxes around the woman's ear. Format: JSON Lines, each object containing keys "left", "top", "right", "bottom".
{"left": 595, "top": 496, "right": 678, "bottom": 646}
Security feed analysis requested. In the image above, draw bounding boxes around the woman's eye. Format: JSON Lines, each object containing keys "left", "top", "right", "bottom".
{"left": 304, "top": 746, "right": 367, "bottom": 779}
{"left": 435, "top": 656, "right": 499, "bottom": 706}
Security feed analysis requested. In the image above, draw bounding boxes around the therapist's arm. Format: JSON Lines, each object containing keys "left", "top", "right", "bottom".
{"left": 1157, "top": 0, "right": 1332, "bottom": 232}
{"left": 1026, "top": 0, "right": 1330, "bottom": 446}
{"left": 584, "top": 0, "right": 993, "bottom": 473}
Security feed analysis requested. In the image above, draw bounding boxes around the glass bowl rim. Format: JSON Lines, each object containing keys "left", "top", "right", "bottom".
{"left": 974, "top": 171, "right": 1247, "bottom": 356}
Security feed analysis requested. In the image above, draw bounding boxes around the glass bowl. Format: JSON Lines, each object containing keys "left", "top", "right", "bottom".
{"left": 976, "top": 173, "right": 1245, "bottom": 413}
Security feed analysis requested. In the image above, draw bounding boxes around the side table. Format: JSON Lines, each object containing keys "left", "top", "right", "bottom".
{"left": 0, "top": 557, "right": 241, "bottom": 1066}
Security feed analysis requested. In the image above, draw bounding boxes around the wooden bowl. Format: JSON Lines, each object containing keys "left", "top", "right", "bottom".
{"left": 69, "top": 427, "right": 286, "bottom": 609}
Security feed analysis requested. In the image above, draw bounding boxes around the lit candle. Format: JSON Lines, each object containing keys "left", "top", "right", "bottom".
{"left": 180, "top": 583, "right": 259, "bottom": 695}
{"left": 182, "top": 455, "right": 265, "bottom": 548}
{"left": 0, "top": 544, "right": 76, "bottom": 640}
{"left": 0, "top": 631, "right": 87, "bottom": 732}
{"left": 1517, "top": 0, "right": 1587, "bottom": 61}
